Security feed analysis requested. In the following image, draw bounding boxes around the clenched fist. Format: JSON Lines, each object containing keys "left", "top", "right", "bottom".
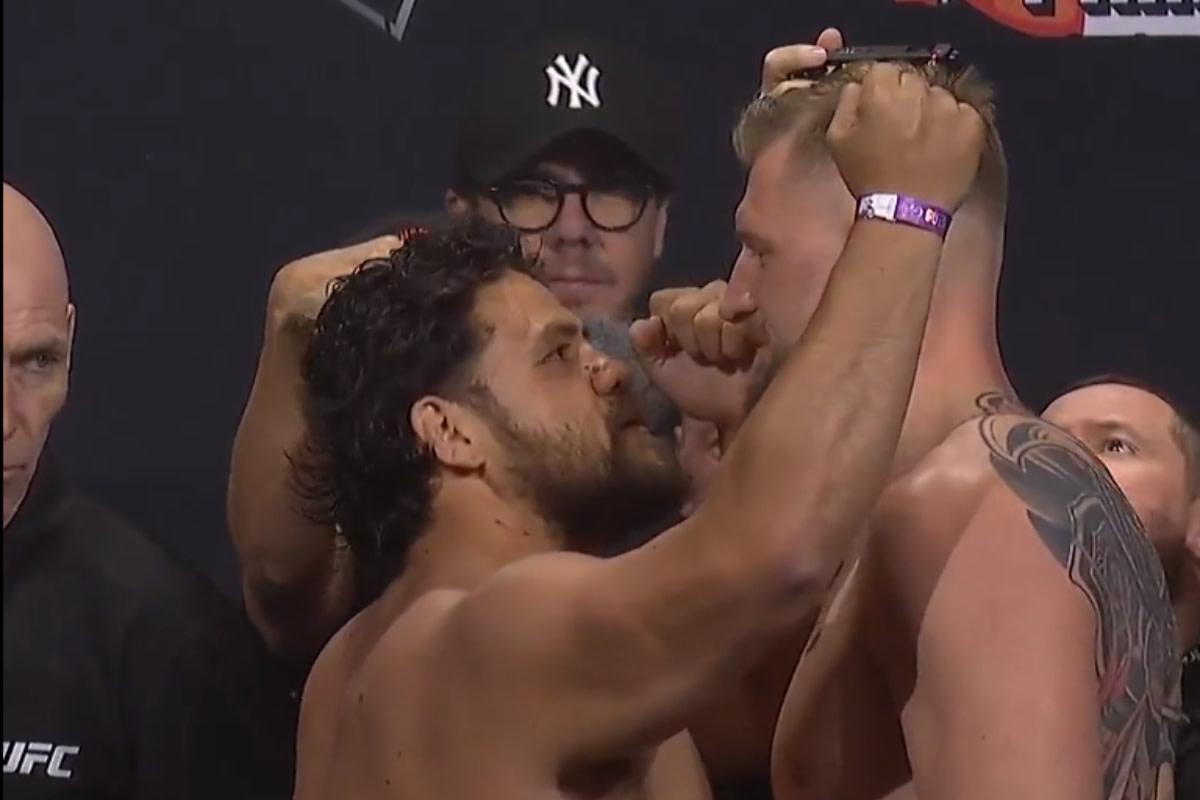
{"left": 630, "top": 281, "right": 768, "bottom": 428}
{"left": 268, "top": 235, "right": 402, "bottom": 329}
{"left": 826, "top": 63, "right": 986, "bottom": 212}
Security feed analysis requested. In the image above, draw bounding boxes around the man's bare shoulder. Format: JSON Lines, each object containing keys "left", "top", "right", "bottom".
{"left": 912, "top": 393, "right": 1181, "bottom": 798}
{"left": 314, "top": 588, "right": 468, "bottom": 700}
{"left": 363, "top": 553, "right": 604, "bottom": 681}
{"left": 872, "top": 406, "right": 1002, "bottom": 563}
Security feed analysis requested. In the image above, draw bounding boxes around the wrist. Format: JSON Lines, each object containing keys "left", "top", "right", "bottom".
{"left": 855, "top": 193, "right": 953, "bottom": 240}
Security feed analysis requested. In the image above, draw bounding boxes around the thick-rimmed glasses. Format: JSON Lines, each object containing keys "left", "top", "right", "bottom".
{"left": 488, "top": 179, "right": 653, "bottom": 233}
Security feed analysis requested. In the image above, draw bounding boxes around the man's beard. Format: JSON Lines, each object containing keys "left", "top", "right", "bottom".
{"left": 476, "top": 394, "right": 687, "bottom": 553}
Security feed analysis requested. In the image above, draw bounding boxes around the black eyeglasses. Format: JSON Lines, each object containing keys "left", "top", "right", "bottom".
{"left": 488, "top": 179, "right": 654, "bottom": 233}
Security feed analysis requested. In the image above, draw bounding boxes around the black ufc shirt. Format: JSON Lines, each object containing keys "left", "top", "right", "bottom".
{"left": 1177, "top": 645, "right": 1199, "bottom": 797}
{"left": 3, "top": 461, "right": 296, "bottom": 799}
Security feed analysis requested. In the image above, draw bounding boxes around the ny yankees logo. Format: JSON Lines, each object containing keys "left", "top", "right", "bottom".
{"left": 545, "top": 54, "right": 602, "bottom": 110}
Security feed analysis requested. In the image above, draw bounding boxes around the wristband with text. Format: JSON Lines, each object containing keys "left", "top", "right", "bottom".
{"left": 855, "top": 193, "right": 952, "bottom": 239}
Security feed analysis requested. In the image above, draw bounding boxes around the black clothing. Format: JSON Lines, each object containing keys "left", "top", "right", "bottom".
{"left": 1177, "top": 645, "right": 1199, "bottom": 797}
{"left": 3, "top": 461, "right": 296, "bottom": 799}
{"left": 452, "top": 38, "right": 681, "bottom": 189}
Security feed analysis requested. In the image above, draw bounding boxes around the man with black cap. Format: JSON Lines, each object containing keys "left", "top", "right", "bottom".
{"left": 446, "top": 38, "right": 680, "bottom": 321}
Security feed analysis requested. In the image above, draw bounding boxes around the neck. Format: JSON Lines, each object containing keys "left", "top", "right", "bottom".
{"left": 891, "top": 229, "right": 1014, "bottom": 478}
{"left": 402, "top": 477, "right": 560, "bottom": 593}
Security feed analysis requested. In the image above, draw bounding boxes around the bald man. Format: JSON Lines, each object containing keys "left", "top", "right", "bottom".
{"left": 2, "top": 183, "right": 73, "bottom": 527}
{"left": 3, "top": 183, "right": 295, "bottom": 799}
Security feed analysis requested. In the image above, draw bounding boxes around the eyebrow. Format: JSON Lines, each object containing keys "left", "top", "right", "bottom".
{"left": 534, "top": 318, "right": 583, "bottom": 352}
{"left": 1079, "top": 419, "right": 1147, "bottom": 441}
{"left": 8, "top": 334, "right": 69, "bottom": 360}
{"left": 737, "top": 228, "right": 772, "bottom": 253}
{"left": 734, "top": 209, "right": 770, "bottom": 252}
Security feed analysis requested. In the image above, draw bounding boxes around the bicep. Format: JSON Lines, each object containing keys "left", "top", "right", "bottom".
{"left": 910, "top": 492, "right": 1102, "bottom": 800}
{"left": 442, "top": 522, "right": 787, "bottom": 762}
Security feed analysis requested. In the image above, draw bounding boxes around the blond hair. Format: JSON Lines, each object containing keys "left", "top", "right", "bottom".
{"left": 732, "top": 61, "right": 1008, "bottom": 217}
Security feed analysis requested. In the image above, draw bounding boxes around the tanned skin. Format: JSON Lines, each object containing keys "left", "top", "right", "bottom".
{"left": 293, "top": 64, "right": 987, "bottom": 800}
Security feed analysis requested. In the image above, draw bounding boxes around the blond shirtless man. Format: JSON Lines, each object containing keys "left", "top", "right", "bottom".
{"left": 699, "top": 56, "right": 1183, "bottom": 800}
{"left": 279, "top": 69, "right": 986, "bottom": 799}
{"left": 645, "top": 50, "right": 1182, "bottom": 800}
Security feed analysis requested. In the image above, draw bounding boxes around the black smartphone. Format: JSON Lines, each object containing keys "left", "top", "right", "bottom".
{"left": 792, "top": 44, "right": 959, "bottom": 81}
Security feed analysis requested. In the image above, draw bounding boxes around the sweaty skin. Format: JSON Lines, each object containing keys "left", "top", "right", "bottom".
{"left": 3, "top": 184, "right": 74, "bottom": 529}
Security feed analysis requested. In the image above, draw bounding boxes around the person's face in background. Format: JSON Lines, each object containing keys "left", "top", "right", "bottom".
{"left": 1043, "top": 383, "right": 1198, "bottom": 591}
{"left": 449, "top": 132, "right": 669, "bottom": 321}
{"left": 3, "top": 187, "right": 75, "bottom": 527}
{"left": 676, "top": 415, "right": 721, "bottom": 519}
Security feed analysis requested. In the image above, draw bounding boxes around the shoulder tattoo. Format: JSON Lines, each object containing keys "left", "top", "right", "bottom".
{"left": 975, "top": 392, "right": 1182, "bottom": 799}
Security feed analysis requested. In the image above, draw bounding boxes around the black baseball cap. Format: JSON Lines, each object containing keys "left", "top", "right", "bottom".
{"left": 452, "top": 39, "right": 681, "bottom": 191}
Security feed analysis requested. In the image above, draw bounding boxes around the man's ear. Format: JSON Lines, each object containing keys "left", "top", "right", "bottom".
{"left": 652, "top": 198, "right": 670, "bottom": 261}
{"left": 410, "top": 395, "right": 485, "bottom": 471}
{"left": 65, "top": 303, "right": 77, "bottom": 371}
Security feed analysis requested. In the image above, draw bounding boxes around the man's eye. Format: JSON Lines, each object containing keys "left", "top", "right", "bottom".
{"left": 1101, "top": 437, "right": 1135, "bottom": 455}
{"left": 19, "top": 351, "right": 63, "bottom": 372}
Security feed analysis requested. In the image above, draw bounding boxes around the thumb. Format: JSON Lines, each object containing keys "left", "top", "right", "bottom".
{"left": 629, "top": 317, "right": 673, "bottom": 363}
{"left": 816, "top": 27, "right": 844, "bottom": 52}
{"left": 826, "top": 81, "right": 862, "bottom": 145}
{"left": 718, "top": 291, "right": 768, "bottom": 346}
{"left": 718, "top": 288, "right": 757, "bottom": 322}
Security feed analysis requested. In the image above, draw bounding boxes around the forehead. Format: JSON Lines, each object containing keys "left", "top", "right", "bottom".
{"left": 736, "top": 141, "right": 847, "bottom": 237}
{"left": 1044, "top": 384, "right": 1177, "bottom": 435}
{"left": 473, "top": 270, "right": 579, "bottom": 346}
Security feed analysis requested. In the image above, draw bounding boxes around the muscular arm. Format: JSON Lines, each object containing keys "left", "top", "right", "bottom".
{"left": 907, "top": 409, "right": 1182, "bottom": 800}
{"left": 440, "top": 220, "right": 947, "bottom": 761}
{"left": 227, "top": 268, "right": 357, "bottom": 657}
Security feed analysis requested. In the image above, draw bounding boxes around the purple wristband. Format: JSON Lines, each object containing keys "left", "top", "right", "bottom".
{"left": 855, "top": 193, "right": 952, "bottom": 239}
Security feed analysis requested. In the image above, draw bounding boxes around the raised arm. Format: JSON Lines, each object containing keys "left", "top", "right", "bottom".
{"left": 436, "top": 65, "right": 988, "bottom": 762}
{"left": 228, "top": 237, "right": 398, "bottom": 656}
{"left": 907, "top": 412, "right": 1182, "bottom": 800}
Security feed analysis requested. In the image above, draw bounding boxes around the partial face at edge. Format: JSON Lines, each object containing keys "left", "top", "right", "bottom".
{"left": 1043, "top": 383, "right": 1193, "bottom": 576}
{"left": 2, "top": 189, "right": 73, "bottom": 527}
{"left": 428, "top": 270, "right": 685, "bottom": 550}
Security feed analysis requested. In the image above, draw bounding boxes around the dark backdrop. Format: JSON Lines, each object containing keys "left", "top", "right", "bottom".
{"left": 4, "top": 0, "right": 1197, "bottom": 590}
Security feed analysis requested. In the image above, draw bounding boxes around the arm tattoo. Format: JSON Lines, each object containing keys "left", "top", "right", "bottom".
{"left": 976, "top": 392, "right": 1183, "bottom": 800}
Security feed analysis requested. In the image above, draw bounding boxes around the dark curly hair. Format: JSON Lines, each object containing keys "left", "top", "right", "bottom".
{"left": 292, "top": 217, "right": 532, "bottom": 591}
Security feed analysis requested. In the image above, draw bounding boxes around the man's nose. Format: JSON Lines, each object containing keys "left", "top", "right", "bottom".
{"left": 547, "top": 192, "right": 595, "bottom": 244}
{"left": 587, "top": 348, "right": 631, "bottom": 396}
{"left": 725, "top": 251, "right": 761, "bottom": 308}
